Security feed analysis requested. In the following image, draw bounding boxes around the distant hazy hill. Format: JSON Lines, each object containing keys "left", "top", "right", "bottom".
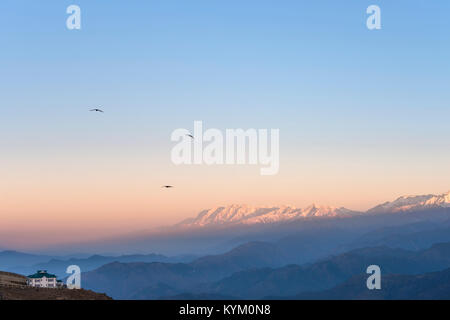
{"left": 83, "top": 242, "right": 287, "bottom": 299}
{"left": 288, "top": 268, "right": 450, "bottom": 300}
{"left": 201, "top": 243, "right": 450, "bottom": 299}
{"left": 83, "top": 242, "right": 450, "bottom": 299}
{"left": 0, "top": 251, "right": 54, "bottom": 270}
{"left": 22, "top": 253, "right": 184, "bottom": 278}
{"left": 83, "top": 262, "right": 202, "bottom": 300}
{"left": 2, "top": 252, "right": 196, "bottom": 278}
{"left": 367, "top": 191, "right": 450, "bottom": 214}
{"left": 190, "top": 241, "right": 289, "bottom": 278}
{"left": 345, "top": 220, "right": 450, "bottom": 251}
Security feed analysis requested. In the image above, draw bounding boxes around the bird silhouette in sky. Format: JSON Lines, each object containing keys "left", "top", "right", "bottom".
{"left": 162, "top": 185, "right": 174, "bottom": 189}
{"left": 186, "top": 134, "right": 194, "bottom": 139}
{"left": 90, "top": 108, "right": 104, "bottom": 113}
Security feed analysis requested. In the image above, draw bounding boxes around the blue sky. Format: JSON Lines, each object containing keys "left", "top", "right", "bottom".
{"left": 1, "top": 1, "right": 449, "bottom": 141}
{"left": 2, "top": 1, "right": 449, "bottom": 126}
{"left": 1, "top": 1, "right": 450, "bottom": 247}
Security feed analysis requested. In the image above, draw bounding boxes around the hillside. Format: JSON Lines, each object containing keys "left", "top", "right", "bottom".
{"left": 82, "top": 241, "right": 292, "bottom": 299}
{"left": 82, "top": 242, "right": 450, "bottom": 299}
{"left": 0, "top": 271, "right": 27, "bottom": 286}
{"left": 367, "top": 191, "right": 450, "bottom": 214}
{"left": 199, "top": 242, "right": 450, "bottom": 298}
{"left": 289, "top": 268, "right": 450, "bottom": 300}
{"left": 0, "top": 286, "right": 112, "bottom": 300}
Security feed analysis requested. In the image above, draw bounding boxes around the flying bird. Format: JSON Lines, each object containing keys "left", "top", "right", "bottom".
{"left": 162, "top": 185, "right": 174, "bottom": 189}
{"left": 90, "top": 108, "right": 104, "bottom": 113}
{"left": 186, "top": 134, "right": 194, "bottom": 139}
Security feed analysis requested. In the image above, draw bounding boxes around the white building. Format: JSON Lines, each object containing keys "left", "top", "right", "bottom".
{"left": 27, "top": 270, "right": 58, "bottom": 288}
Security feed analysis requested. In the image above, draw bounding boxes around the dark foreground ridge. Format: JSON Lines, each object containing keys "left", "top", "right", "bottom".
{"left": 0, "top": 270, "right": 111, "bottom": 300}
{"left": 0, "top": 285, "right": 112, "bottom": 300}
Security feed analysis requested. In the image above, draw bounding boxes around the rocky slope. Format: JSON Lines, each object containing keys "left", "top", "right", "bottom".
{"left": 0, "top": 286, "right": 112, "bottom": 300}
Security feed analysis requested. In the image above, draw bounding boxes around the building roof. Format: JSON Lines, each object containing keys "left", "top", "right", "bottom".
{"left": 27, "top": 270, "right": 57, "bottom": 279}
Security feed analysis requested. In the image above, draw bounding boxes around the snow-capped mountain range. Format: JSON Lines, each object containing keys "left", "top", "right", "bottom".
{"left": 177, "top": 191, "right": 450, "bottom": 228}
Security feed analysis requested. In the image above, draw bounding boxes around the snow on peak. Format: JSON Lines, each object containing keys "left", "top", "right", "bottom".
{"left": 367, "top": 191, "right": 450, "bottom": 214}
{"left": 175, "top": 190, "right": 450, "bottom": 229}
{"left": 177, "top": 204, "right": 358, "bottom": 228}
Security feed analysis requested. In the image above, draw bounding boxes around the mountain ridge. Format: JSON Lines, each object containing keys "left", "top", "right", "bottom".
{"left": 82, "top": 241, "right": 450, "bottom": 299}
{"left": 367, "top": 191, "right": 450, "bottom": 214}
{"left": 284, "top": 268, "right": 450, "bottom": 300}
{"left": 176, "top": 191, "right": 450, "bottom": 228}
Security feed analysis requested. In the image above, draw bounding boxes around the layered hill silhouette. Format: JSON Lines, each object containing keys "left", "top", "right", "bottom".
{"left": 82, "top": 242, "right": 285, "bottom": 299}
{"left": 82, "top": 242, "right": 450, "bottom": 299}
{"left": 0, "top": 271, "right": 111, "bottom": 300}
{"left": 0, "top": 251, "right": 196, "bottom": 278}
{"left": 195, "top": 242, "right": 450, "bottom": 299}
{"left": 288, "top": 268, "right": 450, "bottom": 300}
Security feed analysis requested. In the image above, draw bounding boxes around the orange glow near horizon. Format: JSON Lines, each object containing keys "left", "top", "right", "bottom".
{"left": 2, "top": 0, "right": 450, "bottom": 252}
{"left": 2, "top": 148, "right": 450, "bottom": 250}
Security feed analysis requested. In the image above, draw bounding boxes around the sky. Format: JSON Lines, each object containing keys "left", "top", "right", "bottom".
{"left": 1, "top": 0, "right": 450, "bottom": 249}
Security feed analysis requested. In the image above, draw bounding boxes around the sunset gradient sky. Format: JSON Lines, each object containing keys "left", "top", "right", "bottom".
{"left": 1, "top": 0, "right": 450, "bottom": 249}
